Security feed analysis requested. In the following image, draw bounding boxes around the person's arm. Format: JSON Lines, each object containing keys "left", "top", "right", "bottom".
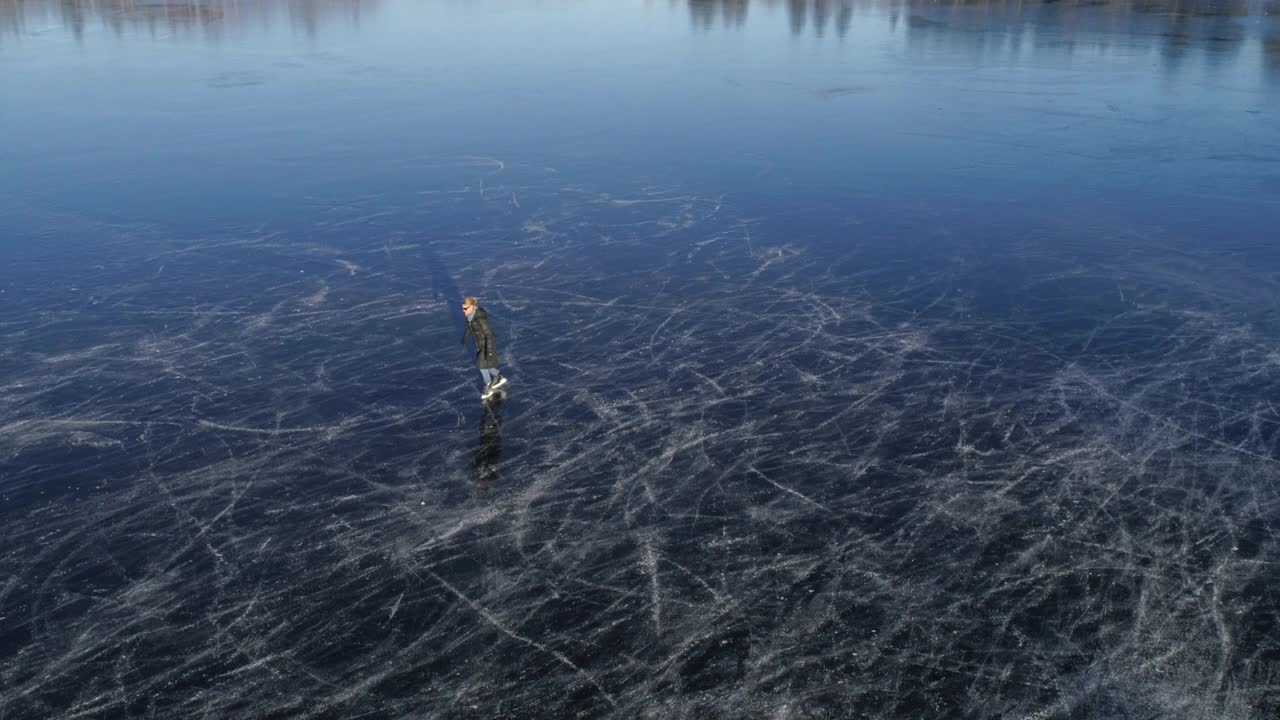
{"left": 475, "top": 316, "right": 496, "bottom": 358}
{"left": 460, "top": 321, "right": 473, "bottom": 348}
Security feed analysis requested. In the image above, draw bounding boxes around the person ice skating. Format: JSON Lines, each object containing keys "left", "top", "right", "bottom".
{"left": 460, "top": 296, "right": 507, "bottom": 400}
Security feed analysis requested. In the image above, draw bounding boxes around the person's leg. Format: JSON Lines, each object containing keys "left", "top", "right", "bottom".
{"left": 490, "top": 369, "right": 507, "bottom": 389}
{"left": 480, "top": 368, "right": 497, "bottom": 388}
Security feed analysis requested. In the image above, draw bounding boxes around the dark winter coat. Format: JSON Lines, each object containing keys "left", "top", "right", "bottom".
{"left": 461, "top": 306, "right": 499, "bottom": 369}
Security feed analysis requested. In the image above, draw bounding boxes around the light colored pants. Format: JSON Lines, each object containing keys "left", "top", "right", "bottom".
{"left": 480, "top": 367, "right": 500, "bottom": 386}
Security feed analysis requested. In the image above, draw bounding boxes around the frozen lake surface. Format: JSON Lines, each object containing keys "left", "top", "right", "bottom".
{"left": 3, "top": 0, "right": 1280, "bottom": 717}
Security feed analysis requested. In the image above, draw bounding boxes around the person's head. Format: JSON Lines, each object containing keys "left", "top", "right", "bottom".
{"left": 461, "top": 296, "right": 479, "bottom": 314}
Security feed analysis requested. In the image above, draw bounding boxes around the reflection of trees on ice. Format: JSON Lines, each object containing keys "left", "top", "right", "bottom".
{"left": 689, "top": 0, "right": 1278, "bottom": 79}
{"left": 1, "top": 177, "right": 1278, "bottom": 719}
{"left": 0, "top": 0, "right": 382, "bottom": 43}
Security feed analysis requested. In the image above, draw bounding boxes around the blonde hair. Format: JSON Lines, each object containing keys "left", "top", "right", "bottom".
{"left": 463, "top": 296, "right": 478, "bottom": 307}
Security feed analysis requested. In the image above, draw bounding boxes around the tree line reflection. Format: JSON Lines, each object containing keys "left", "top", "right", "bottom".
{"left": 0, "top": 0, "right": 378, "bottom": 42}
{"left": 2, "top": 0, "right": 1277, "bottom": 75}
{"left": 685, "top": 0, "right": 1280, "bottom": 74}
